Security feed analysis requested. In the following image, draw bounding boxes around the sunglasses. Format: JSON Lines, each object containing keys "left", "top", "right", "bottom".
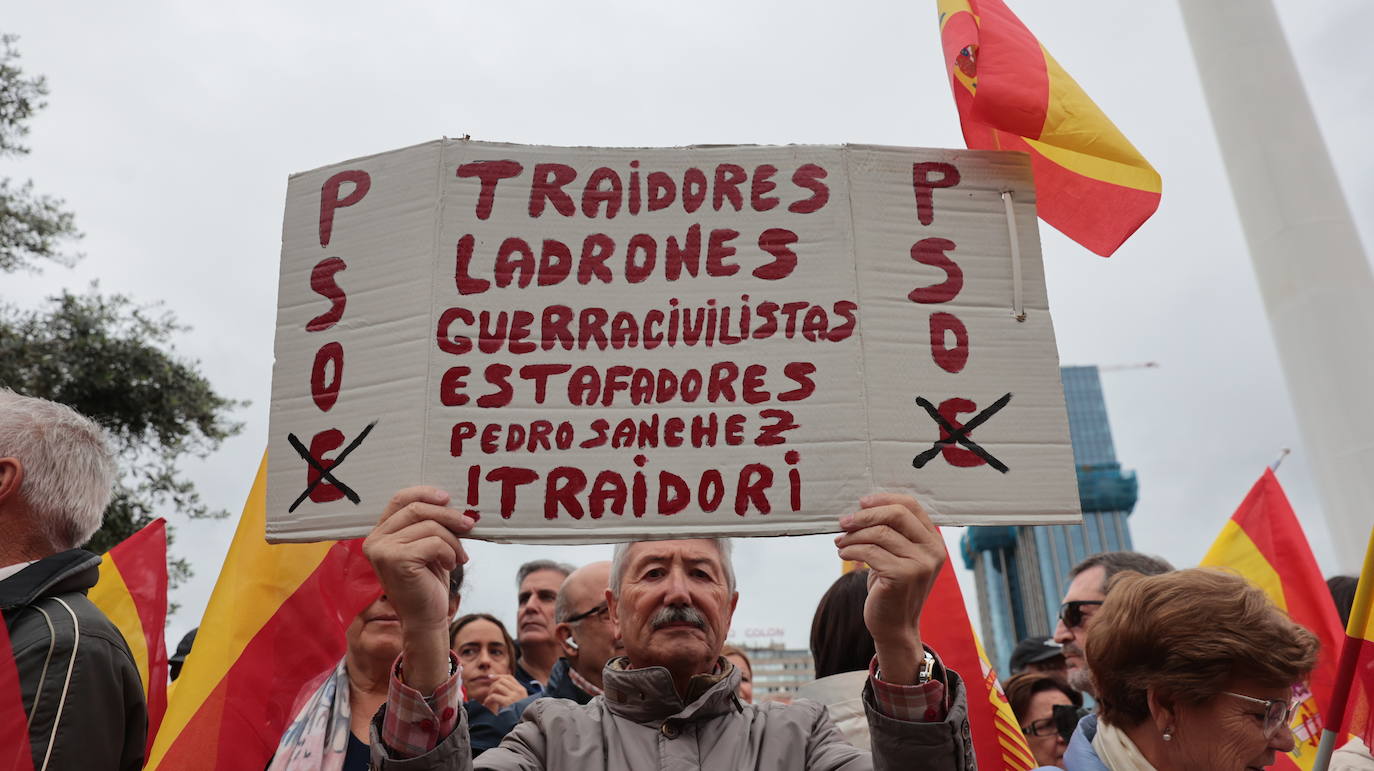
{"left": 1022, "top": 705, "right": 1088, "bottom": 740}
{"left": 1058, "top": 600, "right": 1104, "bottom": 628}
{"left": 1223, "top": 691, "right": 1300, "bottom": 737}
{"left": 565, "top": 602, "right": 609, "bottom": 624}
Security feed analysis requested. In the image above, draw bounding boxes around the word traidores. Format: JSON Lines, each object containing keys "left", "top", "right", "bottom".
{"left": 455, "top": 159, "right": 831, "bottom": 222}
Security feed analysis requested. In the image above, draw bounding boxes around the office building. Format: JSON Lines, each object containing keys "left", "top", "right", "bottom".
{"left": 741, "top": 642, "right": 815, "bottom": 701}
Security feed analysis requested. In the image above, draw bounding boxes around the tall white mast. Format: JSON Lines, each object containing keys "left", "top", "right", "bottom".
{"left": 1177, "top": 0, "right": 1374, "bottom": 572}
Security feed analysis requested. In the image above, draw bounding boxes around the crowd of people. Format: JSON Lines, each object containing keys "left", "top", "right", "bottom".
{"left": 1, "top": 388, "right": 1368, "bottom": 770}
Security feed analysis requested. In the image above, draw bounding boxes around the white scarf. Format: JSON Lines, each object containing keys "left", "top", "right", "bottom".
{"left": 1091, "top": 720, "right": 1159, "bottom": 771}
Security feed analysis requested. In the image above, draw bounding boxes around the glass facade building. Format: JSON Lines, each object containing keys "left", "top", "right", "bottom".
{"left": 960, "top": 365, "right": 1139, "bottom": 675}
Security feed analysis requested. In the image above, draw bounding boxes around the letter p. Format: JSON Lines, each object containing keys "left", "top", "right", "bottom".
{"left": 319, "top": 170, "right": 372, "bottom": 247}
{"left": 911, "top": 162, "right": 961, "bottom": 227}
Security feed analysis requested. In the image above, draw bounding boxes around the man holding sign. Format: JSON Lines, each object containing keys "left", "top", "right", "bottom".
{"left": 362, "top": 487, "right": 972, "bottom": 769}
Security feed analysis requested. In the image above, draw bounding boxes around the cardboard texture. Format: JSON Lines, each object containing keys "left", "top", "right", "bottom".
{"left": 267, "top": 140, "right": 1081, "bottom": 543}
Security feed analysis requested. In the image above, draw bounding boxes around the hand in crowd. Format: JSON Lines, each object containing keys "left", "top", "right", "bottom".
{"left": 835, "top": 493, "right": 945, "bottom": 685}
{"left": 476, "top": 673, "right": 528, "bottom": 715}
{"left": 362, "top": 486, "right": 476, "bottom": 694}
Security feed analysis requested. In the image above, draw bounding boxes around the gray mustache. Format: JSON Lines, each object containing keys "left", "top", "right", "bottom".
{"left": 650, "top": 605, "right": 707, "bottom": 630}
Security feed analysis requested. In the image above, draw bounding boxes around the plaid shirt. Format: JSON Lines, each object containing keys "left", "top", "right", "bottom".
{"left": 380, "top": 652, "right": 464, "bottom": 759}
{"left": 869, "top": 652, "right": 949, "bottom": 723}
{"left": 382, "top": 651, "right": 948, "bottom": 758}
{"left": 566, "top": 664, "right": 605, "bottom": 698}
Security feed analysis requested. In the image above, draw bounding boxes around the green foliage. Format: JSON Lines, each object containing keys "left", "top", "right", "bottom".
{"left": 0, "top": 33, "right": 44, "bottom": 156}
{"left": 1, "top": 178, "right": 81, "bottom": 271}
{"left": 0, "top": 33, "right": 80, "bottom": 271}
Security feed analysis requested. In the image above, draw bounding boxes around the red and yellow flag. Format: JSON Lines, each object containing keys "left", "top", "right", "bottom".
{"left": 1324, "top": 527, "right": 1374, "bottom": 749}
{"left": 89, "top": 518, "right": 170, "bottom": 752}
{"left": 1200, "top": 469, "right": 1346, "bottom": 769}
{"left": 145, "top": 454, "right": 379, "bottom": 770}
{"left": 0, "top": 613, "right": 34, "bottom": 771}
{"left": 921, "top": 545, "right": 1036, "bottom": 771}
{"left": 936, "top": 0, "right": 1162, "bottom": 257}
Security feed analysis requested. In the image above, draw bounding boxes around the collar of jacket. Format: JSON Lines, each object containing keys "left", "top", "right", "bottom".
{"left": 600, "top": 655, "right": 742, "bottom": 725}
{"left": 0, "top": 549, "right": 101, "bottom": 611}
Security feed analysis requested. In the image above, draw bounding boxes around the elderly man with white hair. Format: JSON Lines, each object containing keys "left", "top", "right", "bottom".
{"left": 0, "top": 389, "right": 147, "bottom": 771}
{"left": 363, "top": 486, "right": 973, "bottom": 770}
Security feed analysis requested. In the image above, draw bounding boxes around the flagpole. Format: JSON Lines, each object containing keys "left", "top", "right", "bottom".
{"left": 1269, "top": 448, "right": 1290, "bottom": 472}
{"left": 1312, "top": 526, "right": 1374, "bottom": 770}
{"left": 1176, "top": 0, "right": 1374, "bottom": 574}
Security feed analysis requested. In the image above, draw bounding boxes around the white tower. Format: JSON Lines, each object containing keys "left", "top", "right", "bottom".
{"left": 1178, "top": 0, "right": 1374, "bottom": 572}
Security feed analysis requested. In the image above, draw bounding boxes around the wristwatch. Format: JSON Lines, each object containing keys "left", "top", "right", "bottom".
{"left": 917, "top": 650, "right": 937, "bottom": 684}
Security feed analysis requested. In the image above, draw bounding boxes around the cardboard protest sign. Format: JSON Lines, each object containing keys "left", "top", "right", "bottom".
{"left": 267, "top": 140, "right": 1080, "bottom": 543}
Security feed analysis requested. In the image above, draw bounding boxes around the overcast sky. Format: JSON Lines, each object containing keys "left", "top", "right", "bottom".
{"left": 7, "top": 0, "right": 1372, "bottom": 652}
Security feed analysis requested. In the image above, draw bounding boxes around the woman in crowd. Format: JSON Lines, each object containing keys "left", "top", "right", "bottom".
{"left": 795, "top": 569, "right": 875, "bottom": 748}
{"left": 721, "top": 644, "right": 754, "bottom": 703}
{"left": 449, "top": 613, "right": 539, "bottom": 756}
{"left": 1004, "top": 671, "right": 1083, "bottom": 769}
{"left": 1068, "top": 568, "right": 1318, "bottom": 770}
{"left": 269, "top": 568, "right": 463, "bottom": 771}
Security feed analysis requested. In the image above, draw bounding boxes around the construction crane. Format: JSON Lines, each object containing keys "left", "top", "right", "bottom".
{"left": 1096, "top": 362, "right": 1159, "bottom": 373}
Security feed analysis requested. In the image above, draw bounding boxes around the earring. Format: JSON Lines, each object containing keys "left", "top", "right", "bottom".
{"left": 1162, "top": 730, "right": 1173, "bottom": 742}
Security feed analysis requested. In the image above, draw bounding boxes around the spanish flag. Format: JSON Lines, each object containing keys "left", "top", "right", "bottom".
{"left": 145, "top": 455, "right": 380, "bottom": 770}
{"left": 89, "top": 518, "right": 169, "bottom": 752}
{"left": 921, "top": 545, "right": 1036, "bottom": 771}
{"left": 1200, "top": 470, "right": 1346, "bottom": 769}
{"left": 0, "top": 613, "right": 34, "bottom": 771}
{"left": 936, "top": 0, "right": 1162, "bottom": 257}
{"left": 1323, "top": 527, "right": 1374, "bottom": 751}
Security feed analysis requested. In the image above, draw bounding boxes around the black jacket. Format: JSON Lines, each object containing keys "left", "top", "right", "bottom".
{"left": 0, "top": 550, "right": 147, "bottom": 771}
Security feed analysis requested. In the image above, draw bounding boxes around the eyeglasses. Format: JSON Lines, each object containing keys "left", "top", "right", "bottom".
{"left": 1222, "top": 691, "right": 1299, "bottom": 737}
{"left": 1022, "top": 717, "right": 1059, "bottom": 738}
{"left": 565, "top": 602, "right": 609, "bottom": 624}
{"left": 1058, "top": 600, "right": 1104, "bottom": 628}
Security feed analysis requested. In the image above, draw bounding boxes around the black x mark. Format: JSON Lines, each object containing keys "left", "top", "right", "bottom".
{"left": 911, "top": 393, "right": 1012, "bottom": 473}
{"left": 287, "top": 420, "right": 378, "bottom": 512}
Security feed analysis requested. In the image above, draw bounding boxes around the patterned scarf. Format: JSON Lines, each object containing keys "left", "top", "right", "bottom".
{"left": 267, "top": 658, "right": 352, "bottom": 771}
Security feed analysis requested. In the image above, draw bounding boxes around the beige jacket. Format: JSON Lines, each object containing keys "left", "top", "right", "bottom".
{"left": 373, "top": 658, "right": 974, "bottom": 770}
{"left": 795, "top": 670, "right": 872, "bottom": 751}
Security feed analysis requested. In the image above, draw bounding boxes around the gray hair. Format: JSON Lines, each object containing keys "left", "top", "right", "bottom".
{"left": 609, "top": 538, "right": 736, "bottom": 597}
{"left": 0, "top": 390, "right": 117, "bottom": 549}
{"left": 1070, "top": 551, "right": 1173, "bottom": 593}
{"left": 516, "top": 559, "right": 575, "bottom": 588}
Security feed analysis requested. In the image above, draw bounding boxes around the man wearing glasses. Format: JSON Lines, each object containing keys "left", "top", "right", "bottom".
{"left": 1052, "top": 551, "right": 1172, "bottom": 771}
{"left": 1051, "top": 551, "right": 1174, "bottom": 697}
{"left": 546, "top": 561, "right": 623, "bottom": 704}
